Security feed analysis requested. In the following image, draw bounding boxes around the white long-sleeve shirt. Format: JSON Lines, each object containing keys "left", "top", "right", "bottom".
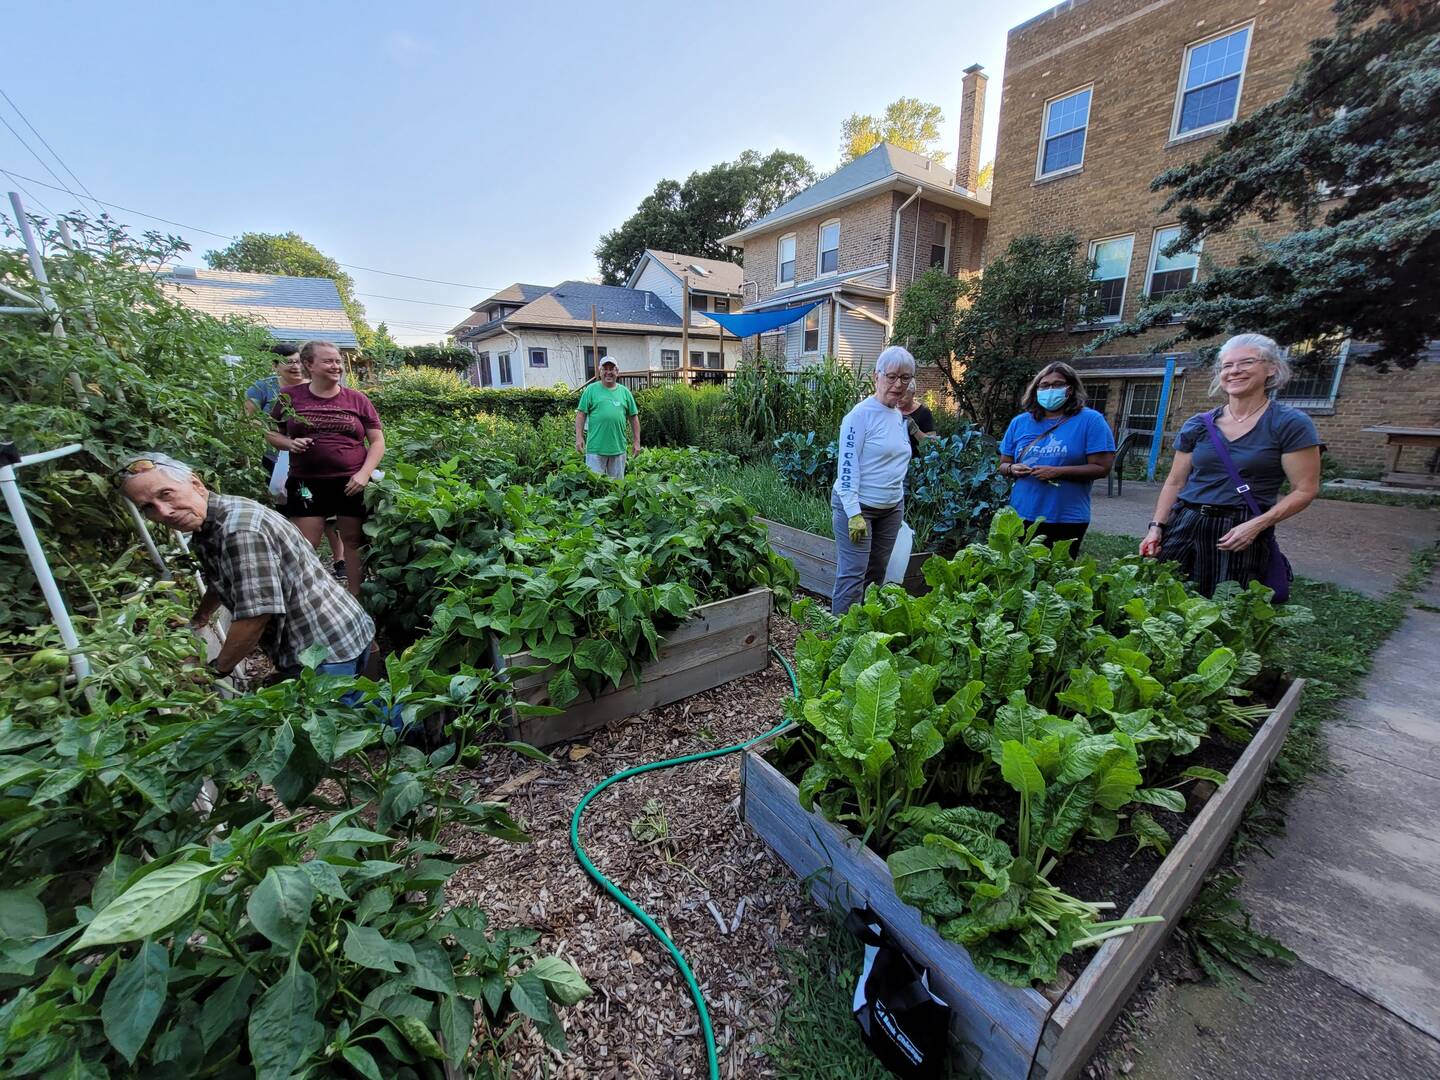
{"left": 833, "top": 395, "right": 909, "bottom": 517}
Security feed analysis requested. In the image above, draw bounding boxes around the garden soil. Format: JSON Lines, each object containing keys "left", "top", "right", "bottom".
{"left": 445, "top": 616, "right": 824, "bottom": 1078}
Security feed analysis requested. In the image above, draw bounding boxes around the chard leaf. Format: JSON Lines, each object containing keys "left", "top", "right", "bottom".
{"left": 852, "top": 661, "right": 900, "bottom": 746}
{"left": 1132, "top": 787, "right": 1187, "bottom": 813}
{"left": 1000, "top": 741, "right": 1046, "bottom": 800}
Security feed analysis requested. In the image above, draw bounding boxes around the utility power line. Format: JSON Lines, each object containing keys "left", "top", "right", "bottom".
{"left": 0, "top": 167, "right": 502, "bottom": 295}
{"left": 0, "top": 87, "right": 106, "bottom": 218}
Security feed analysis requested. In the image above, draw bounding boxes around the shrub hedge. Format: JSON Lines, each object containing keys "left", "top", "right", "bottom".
{"left": 365, "top": 366, "right": 578, "bottom": 424}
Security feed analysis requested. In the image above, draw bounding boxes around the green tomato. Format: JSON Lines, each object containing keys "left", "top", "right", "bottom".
{"left": 20, "top": 678, "right": 60, "bottom": 700}
{"left": 27, "top": 648, "right": 69, "bottom": 673}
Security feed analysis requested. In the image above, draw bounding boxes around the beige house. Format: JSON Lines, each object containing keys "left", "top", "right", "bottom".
{"left": 720, "top": 65, "right": 990, "bottom": 382}
{"left": 451, "top": 278, "right": 742, "bottom": 389}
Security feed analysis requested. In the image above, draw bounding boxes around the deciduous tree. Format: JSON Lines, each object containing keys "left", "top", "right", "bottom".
{"left": 841, "top": 98, "right": 948, "bottom": 165}
{"left": 1091, "top": 0, "right": 1440, "bottom": 367}
{"left": 595, "top": 150, "right": 815, "bottom": 284}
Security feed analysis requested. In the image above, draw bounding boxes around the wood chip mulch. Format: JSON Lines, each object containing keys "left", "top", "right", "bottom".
{"left": 444, "top": 615, "right": 833, "bottom": 1078}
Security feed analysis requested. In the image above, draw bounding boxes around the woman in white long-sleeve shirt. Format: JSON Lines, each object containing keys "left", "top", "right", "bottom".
{"left": 831, "top": 346, "right": 919, "bottom": 614}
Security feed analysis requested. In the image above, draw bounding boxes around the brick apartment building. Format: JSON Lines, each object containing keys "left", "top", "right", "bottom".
{"left": 721, "top": 67, "right": 990, "bottom": 385}
{"left": 986, "top": 0, "right": 1440, "bottom": 469}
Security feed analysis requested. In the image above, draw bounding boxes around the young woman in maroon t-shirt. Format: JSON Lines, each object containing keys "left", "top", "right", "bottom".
{"left": 267, "top": 341, "right": 385, "bottom": 595}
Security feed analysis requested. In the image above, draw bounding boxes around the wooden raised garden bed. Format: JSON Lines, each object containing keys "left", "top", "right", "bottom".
{"left": 757, "top": 517, "right": 932, "bottom": 598}
{"left": 494, "top": 588, "right": 772, "bottom": 748}
{"left": 740, "top": 678, "right": 1305, "bottom": 1080}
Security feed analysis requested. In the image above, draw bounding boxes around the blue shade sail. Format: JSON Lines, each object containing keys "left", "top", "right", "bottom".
{"left": 698, "top": 302, "right": 822, "bottom": 338}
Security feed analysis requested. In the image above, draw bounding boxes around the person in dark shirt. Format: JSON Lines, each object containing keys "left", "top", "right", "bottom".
{"left": 267, "top": 341, "right": 384, "bottom": 596}
{"left": 899, "top": 380, "right": 936, "bottom": 457}
{"left": 1140, "top": 333, "right": 1321, "bottom": 596}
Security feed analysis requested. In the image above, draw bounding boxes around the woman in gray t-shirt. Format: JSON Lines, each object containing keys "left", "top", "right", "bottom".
{"left": 1140, "top": 334, "right": 1322, "bottom": 597}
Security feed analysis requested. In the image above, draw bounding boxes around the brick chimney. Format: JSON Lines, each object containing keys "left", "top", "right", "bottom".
{"left": 955, "top": 63, "right": 988, "bottom": 193}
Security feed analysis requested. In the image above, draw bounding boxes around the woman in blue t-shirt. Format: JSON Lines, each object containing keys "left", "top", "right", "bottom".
{"left": 999, "top": 362, "right": 1116, "bottom": 553}
{"left": 1140, "top": 333, "right": 1321, "bottom": 597}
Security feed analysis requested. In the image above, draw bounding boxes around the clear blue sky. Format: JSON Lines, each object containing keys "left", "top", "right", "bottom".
{"left": 3, "top": 0, "right": 1057, "bottom": 343}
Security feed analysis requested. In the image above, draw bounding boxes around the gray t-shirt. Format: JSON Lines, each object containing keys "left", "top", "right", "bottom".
{"left": 1174, "top": 403, "right": 1320, "bottom": 508}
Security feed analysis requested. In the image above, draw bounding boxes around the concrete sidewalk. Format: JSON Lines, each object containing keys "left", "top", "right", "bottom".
{"left": 1127, "top": 575, "right": 1440, "bottom": 1079}
{"left": 1089, "top": 482, "right": 1438, "bottom": 597}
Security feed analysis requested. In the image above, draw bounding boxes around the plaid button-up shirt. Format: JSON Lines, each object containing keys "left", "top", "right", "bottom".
{"left": 191, "top": 494, "right": 374, "bottom": 672}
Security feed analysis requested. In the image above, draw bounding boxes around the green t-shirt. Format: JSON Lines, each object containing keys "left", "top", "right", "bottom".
{"left": 577, "top": 383, "right": 638, "bottom": 456}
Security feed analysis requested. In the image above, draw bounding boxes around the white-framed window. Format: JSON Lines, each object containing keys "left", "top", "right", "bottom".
{"left": 713, "top": 297, "right": 730, "bottom": 313}
{"left": 803, "top": 307, "right": 820, "bottom": 353}
{"left": 497, "top": 353, "right": 513, "bottom": 385}
{"left": 689, "top": 350, "right": 705, "bottom": 367}
{"left": 1173, "top": 24, "right": 1252, "bottom": 138}
{"left": 817, "top": 219, "right": 840, "bottom": 276}
{"left": 528, "top": 347, "right": 547, "bottom": 367}
{"left": 930, "top": 216, "right": 950, "bottom": 270}
{"left": 1037, "top": 86, "right": 1092, "bottom": 178}
{"left": 690, "top": 294, "right": 708, "bottom": 312}
{"left": 777, "top": 234, "right": 796, "bottom": 286}
{"left": 1088, "top": 234, "right": 1134, "bottom": 322}
{"left": 582, "top": 345, "right": 607, "bottom": 381}
{"left": 1277, "top": 339, "right": 1349, "bottom": 410}
{"left": 1146, "top": 226, "right": 1201, "bottom": 300}
{"left": 661, "top": 349, "right": 680, "bottom": 370}
{"left": 475, "top": 351, "right": 492, "bottom": 388}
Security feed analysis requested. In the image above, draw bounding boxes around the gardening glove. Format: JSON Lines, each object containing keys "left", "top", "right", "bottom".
{"left": 847, "top": 514, "right": 868, "bottom": 544}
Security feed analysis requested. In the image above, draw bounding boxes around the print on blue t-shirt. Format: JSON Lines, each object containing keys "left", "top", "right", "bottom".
{"left": 999, "top": 407, "right": 1116, "bottom": 525}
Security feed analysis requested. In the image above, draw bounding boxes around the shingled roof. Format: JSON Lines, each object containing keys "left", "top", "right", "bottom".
{"left": 636, "top": 249, "right": 743, "bottom": 295}
{"left": 506, "top": 281, "right": 687, "bottom": 333}
{"left": 160, "top": 267, "right": 358, "bottom": 347}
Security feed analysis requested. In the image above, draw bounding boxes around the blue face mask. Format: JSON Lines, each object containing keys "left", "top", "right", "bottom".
{"left": 1037, "top": 387, "right": 1069, "bottom": 410}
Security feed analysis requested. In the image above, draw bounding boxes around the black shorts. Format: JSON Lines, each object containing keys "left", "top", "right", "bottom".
{"left": 280, "top": 476, "right": 367, "bottom": 520}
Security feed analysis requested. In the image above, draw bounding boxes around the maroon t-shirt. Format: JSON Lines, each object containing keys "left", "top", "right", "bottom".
{"left": 272, "top": 384, "right": 381, "bottom": 479}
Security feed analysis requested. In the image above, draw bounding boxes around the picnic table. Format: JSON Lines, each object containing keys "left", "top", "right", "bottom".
{"left": 1364, "top": 425, "right": 1440, "bottom": 488}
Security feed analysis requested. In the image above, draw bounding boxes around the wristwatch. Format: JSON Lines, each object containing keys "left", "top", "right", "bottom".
{"left": 1147, "top": 520, "right": 1167, "bottom": 532}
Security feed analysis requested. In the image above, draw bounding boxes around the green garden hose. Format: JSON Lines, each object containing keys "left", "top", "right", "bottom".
{"left": 568, "top": 644, "right": 801, "bottom": 1080}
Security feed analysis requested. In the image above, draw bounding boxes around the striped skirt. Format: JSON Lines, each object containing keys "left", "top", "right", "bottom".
{"left": 1159, "top": 503, "right": 1271, "bottom": 598}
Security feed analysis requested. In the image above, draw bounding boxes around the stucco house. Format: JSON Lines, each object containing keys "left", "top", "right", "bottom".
{"left": 452, "top": 278, "right": 743, "bottom": 389}
{"left": 719, "top": 65, "right": 990, "bottom": 383}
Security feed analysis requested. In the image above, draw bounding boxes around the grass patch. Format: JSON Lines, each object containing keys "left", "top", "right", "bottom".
{"left": 760, "top": 921, "right": 911, "bottom": 1080}
{"left": 1315, "top": 486, "right": 1440, "bottom": 509}
{"left": 723, "top": 462, "right": 833, "bottom": 536}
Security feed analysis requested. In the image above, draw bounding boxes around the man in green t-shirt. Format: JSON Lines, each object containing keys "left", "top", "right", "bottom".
{"left": 575, "top": 358, "right": 640, "bottom": 478}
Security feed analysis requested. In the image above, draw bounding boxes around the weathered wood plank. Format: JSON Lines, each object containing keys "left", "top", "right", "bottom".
{"left": 505, "top": 589, "right": 771, "bottom": 694}
{"left": 510, "top": 644, "right": 769, "bottom": 746}
{"left": 759, "top": 517, "right": 934, "bottom": 599}
{"left": 741, "top": 740, "right": 1049, "bottom": 1079}
{"left": 1033, "top": 678, "right": 1306, "bottom": 1080}
{"left": 497, "top": 589, "right": 772, "bottom": 747}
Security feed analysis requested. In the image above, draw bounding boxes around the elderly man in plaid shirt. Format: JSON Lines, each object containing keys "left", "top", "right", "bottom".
{"left": 117, "top": 452, "right": 374, "bottom": 680}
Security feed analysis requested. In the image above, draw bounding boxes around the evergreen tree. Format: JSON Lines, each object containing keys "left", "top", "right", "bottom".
{"left": 1092, "top": 0, "right": 1440, "bottom": 366}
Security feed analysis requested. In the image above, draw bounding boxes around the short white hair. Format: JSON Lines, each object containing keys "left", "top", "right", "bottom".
{"left": 875, "top": 346, "right": 916, "bottom": 376}
{"left": 1209, "top": 333, "right": 1293, "bottom": 396}
{"left": 117, "top": 452, "right": 195, "bottom": 494}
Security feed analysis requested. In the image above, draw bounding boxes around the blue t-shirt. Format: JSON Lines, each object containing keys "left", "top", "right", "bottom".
{"left": 1000, "top": 407, "right": 1116, "bottom": 524}
{"left": 246, "top": 375, "right": 281, "bottom": 416}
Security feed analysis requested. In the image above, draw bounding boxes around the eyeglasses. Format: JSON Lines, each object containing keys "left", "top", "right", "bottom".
{"left": 1037, "top": 380, "right": 1069, "bottom": 389}
{"left": 878, "top": 371, "right": 912, "bottom": 383}
{"left": 113, "top": 458, "right": 158, "bottom": 481}
{"left": 1218, "top": 357, "right": 1263, "bottom": 373}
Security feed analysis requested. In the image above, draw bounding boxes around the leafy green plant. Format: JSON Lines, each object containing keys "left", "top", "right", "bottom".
{"left": 772, "top": 432, "right": 837, "bottom": 493}
{"left": 1177, "top": 871, "right": 1296, "bottom": 1001}
{"left": 775, "top": 509, "right": 1302, "bottom": 987}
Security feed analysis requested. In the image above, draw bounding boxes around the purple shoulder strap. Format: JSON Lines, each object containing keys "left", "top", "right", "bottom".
{"left": 1198, "top": 412, "right": 1263, "bottom": 516}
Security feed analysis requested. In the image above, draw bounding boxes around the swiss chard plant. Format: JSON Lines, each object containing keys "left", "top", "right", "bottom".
{"left": 775, "top": 509, "right": 1305, "bottom": 987}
